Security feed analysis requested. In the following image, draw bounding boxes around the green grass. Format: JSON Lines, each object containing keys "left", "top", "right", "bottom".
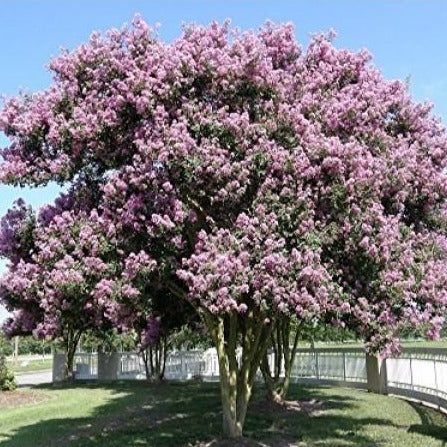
{"left": 0, "top": 382, "right": 446, "bottom": 446}
{"left": 6, "top": 358, "right": 52, "bottom": 374}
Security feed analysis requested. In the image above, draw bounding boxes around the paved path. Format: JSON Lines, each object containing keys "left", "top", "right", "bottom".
{"left": 16, "top": 370, "right": 52, "bottom": 386}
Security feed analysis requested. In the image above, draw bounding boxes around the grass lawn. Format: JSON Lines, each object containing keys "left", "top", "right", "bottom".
{"left": 0, "top": 382, "right": 446, "bottom": 446}
{"left": 6, "top": 358, "right": 53, "bottom": 374}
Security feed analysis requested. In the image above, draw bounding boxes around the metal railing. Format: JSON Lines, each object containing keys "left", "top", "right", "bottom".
{"left": 291, "top": 348, "right": 367, "bottom": 388}
{"left": 387, "top": 348, "right": 447, "bottom": 410}
{"left": 68, "top": 347, "right": 447, "bottom": 412}
{"left": 73, "top": 352, "right": 97, "bottom": 379}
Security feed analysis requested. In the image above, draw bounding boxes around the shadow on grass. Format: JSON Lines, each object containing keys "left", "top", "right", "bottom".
{"left": 407, "top": 401, "right": 447, "bottom": 445}
{"left": 0, "top": 382, "right": 446, "bottom": 446}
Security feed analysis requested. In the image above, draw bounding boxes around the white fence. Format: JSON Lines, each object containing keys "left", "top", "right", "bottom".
{"left": 64, "top": 347, "right": 447, "bottom": 412}
{"left": 73, "top": 353, "right": 98, "bottom": 379}
{"left": 291, "top": 348, "right": 367, "bottom": 385}
{"left": 386, "top": 348, "right": 447, "bottom": 410}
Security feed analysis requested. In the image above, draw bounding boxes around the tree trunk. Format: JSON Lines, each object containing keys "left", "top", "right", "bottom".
{"left": 141, "top": 339, "right": 169, "bottom": 382}
{"left": 261, "top": 316, "right": 300, "bottom": 403}
{"left": 154, "top": 342, "right": 160, "bottom": 378}
{"left": 153, "top": 340, "right": 165, "bottom": 382}
{"left": 203, "top": 309, "right": 272, "bottom": 438}
{"left": 149, "top": 346, "right": 154, "bottom": 376}
{"left": 279, "top": 318, "right": 299, "bottom": 400}
{"left": 260, "top": 353, "right": 282, "bottom": 403}
{"left": 161, "top": 336, "right": 168, "bottom": 380}
{"left": 66, "top": 347, "right": 75, "bottom": 379}
{"left": 156, "top": 341, "right": 162, "bottom": 381}
{"left": 141, "top": 348, "right": 151, "bottom": 379}
{"left": 64, "top": 329, "right": 82, "bottom": 380}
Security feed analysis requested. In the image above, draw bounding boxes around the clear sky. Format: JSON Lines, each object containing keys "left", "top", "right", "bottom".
{"left": 1, "top": 0, "right": 447, "bottom": 322}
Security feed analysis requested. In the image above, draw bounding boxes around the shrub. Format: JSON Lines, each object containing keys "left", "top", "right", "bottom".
{"left": 0, "top": 355, "right": 17, "bottom": 391}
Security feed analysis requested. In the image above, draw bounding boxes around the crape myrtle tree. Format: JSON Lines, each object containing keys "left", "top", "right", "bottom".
{"left": 0, "top": 193, "right": 184, "bottom": 381}
{"left": 136, "top": 288, "right": 197, "bottom": 381}
{"left": 0, "top": 192, "right": 185, "bottom": 380}
{"left": 0, "top": 200, "right": 42, "bottom": 340}
{"left": 0, "top": 193, "right": 147, "bottom": 378}
{"left": 0, "top": 199, "right": 98, "bottom": 378}
{"left": 1, "top": 18, "right": 447, "bottom": 437}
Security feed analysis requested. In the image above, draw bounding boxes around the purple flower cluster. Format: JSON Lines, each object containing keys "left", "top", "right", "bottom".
{"left": 139, "top": 316, "right": 162, "bottom": 350}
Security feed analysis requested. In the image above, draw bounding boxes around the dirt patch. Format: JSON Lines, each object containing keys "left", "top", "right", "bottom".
{"left": 0, "top": 390, "right": 50, "bottom": 409}
{"left": 252, "top": 398, "right": 324, "bottom": 415}
{"left": 282, "top": 398, "right": 324, "bottom": 413}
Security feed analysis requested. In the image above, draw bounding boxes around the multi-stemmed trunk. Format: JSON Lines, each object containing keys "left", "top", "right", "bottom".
{"left": 203, "top": 308, "right": 272, "bottom": 438}
{"left": 141, "top": 337, "right": 168, "bottom": 381}
{"left": 260, "top": 316, "right": 300, "bottom": 403}
{"left": 63, "top": 328, "right": 82, "bottom": 380}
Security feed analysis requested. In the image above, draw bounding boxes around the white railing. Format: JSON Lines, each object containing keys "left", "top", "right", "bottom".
{"left": 73, "top": 352, "right": 97, "bottom": 379}
{"left": 291, "top": 348, "right": 367, "bottom": 386}
{"left": 387, "top": 348, "right": 447, "bottom": 410}
{"left": 118, "top": 352, "right": 144, "bottom": 379}
{"left": 67, "top": 347, "right": 447, "bottom": 412}
{"left": 165, "top": 349, "right": 210, "bottom": 379}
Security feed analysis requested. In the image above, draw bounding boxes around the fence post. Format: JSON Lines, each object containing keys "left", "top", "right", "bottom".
{"left": 98, "top": 352, "right": 120, "bottom": 380}
{"left": 365, "top": 354, "right": 388, "bottom": 394}
{"left": 52, "top": 353, "right": 67, "bottom": 382}
{"left": 315, "top": 350, "right": 320, "bottom": 379}
{"left": 433, "top": 358, "right": 440, "bottom": 410}
{"left": 342, "top": 352, "right": 346, "bottom": 382}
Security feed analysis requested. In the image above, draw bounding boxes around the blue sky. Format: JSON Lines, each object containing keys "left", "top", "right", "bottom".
{"left": 1, "top": 0, "right": 447, "bottom": 322}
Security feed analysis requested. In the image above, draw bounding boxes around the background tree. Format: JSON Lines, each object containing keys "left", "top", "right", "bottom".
{"left": 80, "top": 330, "right": 137, "bottom": 353}
{"left": 0, "top": 199, "right": 137, "bottom": 378}
{"left": 16, "top": 336, "right": 52, "bottom": 356}
{"left": 1, "top": 19, "right": 447, "bottom": 438}
{"left": 170, "top": 323, "right": 213, "bottom": 350}
{"left": 136, "top": 289, "right": 197, "bottom": 381}
{"left": 0, "top": 331, "right": 13, "bottom": 357}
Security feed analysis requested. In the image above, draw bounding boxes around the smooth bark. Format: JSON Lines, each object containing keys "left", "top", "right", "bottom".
{"left": 260, "top": 316, "right": 300, "bottom": 402}
{"left": 141, "top": 337, "right": 169, "bottom": 381}
{"left": 203, "top": 308, "right": 272, "bottom": 438}
{"left": 63, "top": 328, "right": 82, "bottom": 380}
